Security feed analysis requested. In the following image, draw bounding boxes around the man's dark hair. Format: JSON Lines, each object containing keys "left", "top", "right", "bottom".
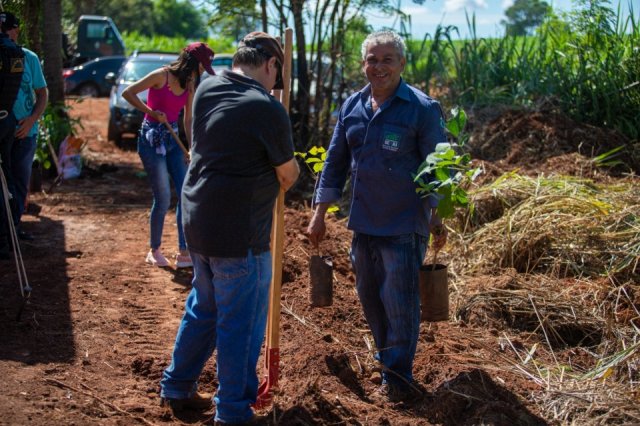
{"left": 232, "top": 47, "right": 269, "bottom": 69}
{"left": 234, "top": 32, "right": 284, "bottom": 89}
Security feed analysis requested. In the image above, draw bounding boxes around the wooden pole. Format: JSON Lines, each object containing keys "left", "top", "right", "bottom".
{"left": 163, "top": 122, "right": 190, "bottom": 159}
{"left": 255, "top": 27, "right": 293, "bottom": 410}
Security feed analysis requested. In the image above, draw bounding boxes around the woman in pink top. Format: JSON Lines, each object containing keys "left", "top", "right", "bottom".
{"left": 123, "top": 42, "right": 214, "bottom": 269}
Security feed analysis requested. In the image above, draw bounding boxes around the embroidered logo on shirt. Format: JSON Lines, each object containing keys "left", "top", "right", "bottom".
{"left": 382, "top": 132, "right": 400, "bottom": 152}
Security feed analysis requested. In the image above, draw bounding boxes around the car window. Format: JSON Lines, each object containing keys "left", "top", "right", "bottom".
{"left": 213, "top": 57, "right": 232, "bottom": 68}
{"left": 121, "top": 59, "right": 172, "bottom": 83}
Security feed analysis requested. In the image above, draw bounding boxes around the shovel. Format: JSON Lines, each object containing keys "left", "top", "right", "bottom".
{"left": 163, "top": 122, "right": 190, "bottom": 161}
{"left": 419, "top": 249, "right": 449, "bottom": 322}
{"left": 254, "top": 27, "right": 293, "bottom": 410}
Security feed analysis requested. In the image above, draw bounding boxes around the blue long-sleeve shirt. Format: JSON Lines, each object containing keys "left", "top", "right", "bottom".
{"left": 315, "top": 79, "right": 447, "bottom": 237}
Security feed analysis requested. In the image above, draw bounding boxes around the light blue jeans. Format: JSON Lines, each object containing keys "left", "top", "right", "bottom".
{"left": 160, "top": 250, "right": 272, "bottom": 424}
{"left": 137, "top": 135, "right": 187, "bottom": 251}
{"left": 350, "top": 232, "right": 427, "bottom": 389}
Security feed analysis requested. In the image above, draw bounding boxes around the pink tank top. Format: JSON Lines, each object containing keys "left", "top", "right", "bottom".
{"left": 144, "top": 71, "right": 189, "bottom": 123}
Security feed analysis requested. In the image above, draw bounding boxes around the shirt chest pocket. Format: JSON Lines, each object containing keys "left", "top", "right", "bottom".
{"left": 379, "top": 124, "right": 411, "bottom": 156}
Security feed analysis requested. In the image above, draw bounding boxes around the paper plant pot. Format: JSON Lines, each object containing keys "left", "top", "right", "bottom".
{"left": 419, "top": 263, "right": 449, "bottom": 322}
{"left": 309, "top": 255, "right": 333, "bottom": 307}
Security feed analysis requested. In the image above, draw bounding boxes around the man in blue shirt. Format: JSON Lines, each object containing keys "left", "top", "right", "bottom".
{"left": 307, "top": 30, "right": 447, "bottom": 403}
{"left": 0, "top": 11, "right": 48, "bottom": 247}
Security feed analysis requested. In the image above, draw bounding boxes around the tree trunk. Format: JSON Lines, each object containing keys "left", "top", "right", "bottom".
{"left": 260, "top": 0, "right": 267, "bottom": 32}
{"left": 41, "top": 0, "right": 64, "bottom": 103}
{"left": 23, "top": 0, "right": 41, "bottom": 55}
{"left": 291, "top": 0, "right": 310, "bottom": 150}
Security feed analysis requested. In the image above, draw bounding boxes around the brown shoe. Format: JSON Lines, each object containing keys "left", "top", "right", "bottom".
{"left": 161, "top": 391, "right": 213, "bottom": 412}
{"left": 375, "top": 382, "right": 423, "bottom": 403}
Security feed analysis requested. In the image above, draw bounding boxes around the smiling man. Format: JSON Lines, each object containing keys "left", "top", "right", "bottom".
{"left": 307, "top": 31, "right": 448, "bottom": 403}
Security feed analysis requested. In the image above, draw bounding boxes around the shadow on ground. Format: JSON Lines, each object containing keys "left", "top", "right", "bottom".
{"left": 0, "top": 213, "right": 75, "bottom": 364}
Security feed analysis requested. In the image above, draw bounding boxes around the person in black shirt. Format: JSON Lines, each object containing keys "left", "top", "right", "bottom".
{"left": 159, "top": 32, "right": 299, "bottom": 425}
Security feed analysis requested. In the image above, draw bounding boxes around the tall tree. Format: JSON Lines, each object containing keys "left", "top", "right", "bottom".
{"left": 153, "top": 0, "right": 207, "bottom": 38}
{"left": 206, "top": 0, "right": 260, "bottom": 40}
{"left": 203, "top": 0, "right": 407, "bottom": 149}
{"left": 23, "top": 0, "right": 41, "bottom": 54}
{"left": 62, "top": 0, "right": 156, "bottom": 36}
{"left": 42, "top": 0, "right": 64, "bottom": 103}
{"left": 502, "top": 0, "right": 551, "bottom": 36}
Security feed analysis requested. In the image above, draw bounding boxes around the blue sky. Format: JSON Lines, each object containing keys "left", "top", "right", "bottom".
{"left": 365, "top": 0, "right": 636, "bottom": 39}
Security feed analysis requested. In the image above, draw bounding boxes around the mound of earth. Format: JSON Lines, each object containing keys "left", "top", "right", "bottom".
{"left": 468, "top": 108, "right": 638, "bottom": 177}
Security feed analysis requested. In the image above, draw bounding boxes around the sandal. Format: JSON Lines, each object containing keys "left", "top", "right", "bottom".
{"left": 146, "top": 249, "right": 170, "bottom": 267}
{"left": 175, "top": 252, "right": 193, "bottom": 268}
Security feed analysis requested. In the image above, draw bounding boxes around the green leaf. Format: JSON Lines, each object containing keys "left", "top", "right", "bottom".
{"left": 435, "top": 142, "right": 452, "bottom": 153}
{"left": 437, "top": 197, "right": 455, "bottom": 219}
{"left": 446, "top": 107, "right": 467, "bottom": 138}
{"left": 313, "top": 163, "right": 323, "bottom": 173}
{"left": 470, "top": 167, "right": 483, "bottom": 180}
{"left": 455, "top": 189, "right": 469, "bottom": 205}
{"left": 435, "top": 167, "right": 450, "bottom": 182}
{"left": 327, "top": 205, "right": 339, "bottom": 213}
{"left": 307, "top": 146, "right": 326, "bottom": 156}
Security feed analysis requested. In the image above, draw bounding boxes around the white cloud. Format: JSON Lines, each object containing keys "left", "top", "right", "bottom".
{"left": 444, "top": 0, "right": 489, "bottom": 13}
{"left": 501, "top": 0, "right": 514, "bottom": 9}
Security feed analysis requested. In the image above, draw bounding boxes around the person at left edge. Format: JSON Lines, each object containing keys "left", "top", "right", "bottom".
{"left": 122, "top": 42, "right": 214, "bottom": 269}
{"left": 0, "top": 11, "right": 48, "bottom": 243}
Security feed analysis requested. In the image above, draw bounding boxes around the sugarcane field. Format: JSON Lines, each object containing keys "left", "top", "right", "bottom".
{"left": 1, "top": 1, "right": 640, "bottom": 424}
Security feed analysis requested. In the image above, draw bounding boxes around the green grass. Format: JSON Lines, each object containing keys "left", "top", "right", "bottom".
{"left": 121, "top": 31, "right": 235, "bottom": 55}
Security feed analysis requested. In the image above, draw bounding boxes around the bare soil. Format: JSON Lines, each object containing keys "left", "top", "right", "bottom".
{"left": 0, "top": 98, "right": 632, "bottom": 425}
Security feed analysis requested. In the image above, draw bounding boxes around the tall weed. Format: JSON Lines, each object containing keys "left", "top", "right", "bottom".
{"left": 405, "top": 0, "right": 639, "bottom": 139}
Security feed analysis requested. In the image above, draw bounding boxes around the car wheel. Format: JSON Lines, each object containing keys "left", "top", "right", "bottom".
{"left": 107, "top": 115, "right": 122, "bottom": 145}
{"left": 76, "top": 83, "right": 100, "bottom": 98}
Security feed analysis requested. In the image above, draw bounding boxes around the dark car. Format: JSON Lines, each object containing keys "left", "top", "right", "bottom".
{"left": 107, "top": 52, "right": 179, "bottom": 145}
{"left": 63, "top": 55, "right": 126, "bottom": 97}
{"left": 107, "top": 52, "right": 233, "bottom": 145}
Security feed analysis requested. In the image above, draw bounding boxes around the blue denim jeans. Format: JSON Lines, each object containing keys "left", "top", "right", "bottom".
{"left": 9, "top": 135, "right": 37, "bottom": 226}
{"left": 160, "top": 250, "right": 272, "bottom": 424}
{"left": 137, "top": 135, "right": 187, "bottom": 250}
{"left": 0, "top": 113, "right": 17, "bottom": 243}
{"left": 350, "top": 232, "right": 427, "bottom": 388}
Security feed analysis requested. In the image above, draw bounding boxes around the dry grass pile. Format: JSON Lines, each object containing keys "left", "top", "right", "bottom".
{"left": 452, "top": 273, "right": 639, "bottom": 424}
{"left": 456, "top": 173, "right": 639, "bottom": 281}
{"left": 449, "top": 172, "right": 640, "bottom": 424}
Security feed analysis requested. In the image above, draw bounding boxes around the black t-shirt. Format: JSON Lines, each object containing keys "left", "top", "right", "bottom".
{"left": 182, "top": 70, "right": 294, "bottom": 257}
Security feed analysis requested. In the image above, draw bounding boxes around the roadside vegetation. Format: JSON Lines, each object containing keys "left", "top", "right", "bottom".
{"left": 403, "top": 1, "right": 639, "bottom": 140}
